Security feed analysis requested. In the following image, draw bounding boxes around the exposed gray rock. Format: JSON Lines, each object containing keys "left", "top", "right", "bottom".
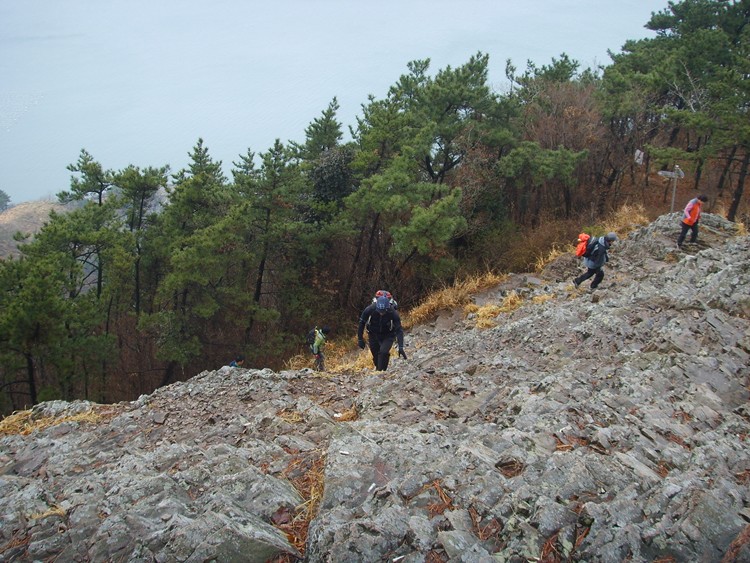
{"left": 1, "top": 213, "right": 749, "bottom": 562}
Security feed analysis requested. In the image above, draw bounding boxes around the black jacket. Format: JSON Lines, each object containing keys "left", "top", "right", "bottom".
{"left": 357, "top": 304, "right": 404, "bottom": 348}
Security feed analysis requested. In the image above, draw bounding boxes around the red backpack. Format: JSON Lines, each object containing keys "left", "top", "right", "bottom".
{"left": 575, "top": 233, "right": 592, "bottom": 257}
{"left": 372, "top": 289, "right": 398, "bottom": 309}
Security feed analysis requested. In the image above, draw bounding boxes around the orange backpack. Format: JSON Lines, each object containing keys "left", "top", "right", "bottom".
{"left": 575, "top": 233, "right": 592, "bottom": 257}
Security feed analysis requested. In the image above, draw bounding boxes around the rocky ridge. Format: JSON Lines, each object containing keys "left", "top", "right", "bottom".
{"left": 1, "top": 212, "right": 749, "bottom": 562}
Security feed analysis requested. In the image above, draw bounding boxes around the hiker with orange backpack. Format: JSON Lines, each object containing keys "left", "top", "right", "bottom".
{"left": 573, "top": 232, "right": 617, "bottom": 290}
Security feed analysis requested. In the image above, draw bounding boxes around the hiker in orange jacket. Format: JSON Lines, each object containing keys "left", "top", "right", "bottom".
{"left": 677, "top": 194, "right": 708, "bottom": 248}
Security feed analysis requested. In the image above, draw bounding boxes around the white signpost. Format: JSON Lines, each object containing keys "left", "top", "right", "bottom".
{"left": 658, "top": 165, "right": 685, "bottom": 212}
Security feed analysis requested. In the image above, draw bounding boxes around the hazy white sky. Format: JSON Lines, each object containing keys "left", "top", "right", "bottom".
{"left": 0, "top": 0, "right": 667, "bottom": 204}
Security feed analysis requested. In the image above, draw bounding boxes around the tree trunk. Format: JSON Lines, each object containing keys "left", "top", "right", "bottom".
{"left": 342, "top": 228, "right": 367, "bottom": 309}
{"left": 159, "top": 360, "right": 177, "bottom": 388}
{"left": 693, "top": 158, "right": 703, "bottom": 192}
{"left": 134, "top": 251, "right": 142, "bottom": 315}
{"left": 25, "top": 353, "right": 37, "bottom": 405}
{"left": 361, "top": 214, "right": 381, "bottom": 302}
{"left": 716, "top": 145, "right": 738, "bottom": 199}
{"left": 727, "top": 150, "right": 749, "bottom": 222}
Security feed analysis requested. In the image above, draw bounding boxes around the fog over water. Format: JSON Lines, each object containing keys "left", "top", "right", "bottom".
{"left": 1, "top": 0, "right": 666, "bottom": 204}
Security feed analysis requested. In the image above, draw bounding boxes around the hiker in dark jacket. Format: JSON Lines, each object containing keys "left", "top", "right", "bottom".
{"left": 573, "top": 232, "right": 617, "bottom": 290}
{"left": 357, "top": 296, "right": 406, "bottom": 371}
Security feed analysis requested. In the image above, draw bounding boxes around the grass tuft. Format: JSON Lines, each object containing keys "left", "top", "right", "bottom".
{"left": 0, "top": 409, "right": 102, "bottom": 436}
{"left": 30, "top": 505, "right": 66, "bottom": 520}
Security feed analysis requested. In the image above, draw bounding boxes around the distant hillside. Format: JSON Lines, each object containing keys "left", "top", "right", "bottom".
{"left": 0, "top": 200, "right": 70, "bottom": 258}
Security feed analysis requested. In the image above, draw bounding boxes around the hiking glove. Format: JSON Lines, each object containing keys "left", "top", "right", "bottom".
{"left": 358, "top": 338, "right": 366, "bottom": 349}
{"left": 398, "top": 348, "right": 407, "bottom": 360}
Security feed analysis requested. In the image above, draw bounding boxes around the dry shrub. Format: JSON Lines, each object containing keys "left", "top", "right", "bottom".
{"left": 501, "top": 218, "right": 575, "bottom": 273}
{"left": 403, "top": 272, "right": 507, "bottom": 329}
{"left": 602, "top": 203, "right": 650, "bottom": 237}
{"left": 735, "top": 469, "right": 750, "bottom": 485}
{"left": 534, "top": 244, "right": 568, "bottom": 273}
{"left": 656, "top": 461, "right": 672, "bottom": 478}
{"left": 328, "top": 345, "right": 383, "bottom": 373}
{"left": 0, "top": 409, "right": 102, "bottom": 436}
{"left": 541, "top": 531, "right": 562, "bottom": 562}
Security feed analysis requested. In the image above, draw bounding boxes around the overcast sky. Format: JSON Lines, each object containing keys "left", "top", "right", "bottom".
{"left": 0, "top": 0, "right": 668, "bottom": 204}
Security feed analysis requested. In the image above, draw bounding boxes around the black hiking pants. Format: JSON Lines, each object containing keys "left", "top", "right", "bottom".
{"left": 575, "top": 267, "right": 604, "bottom": 289}
{"left": 368, "top": 333, "right": 395, "bottom": 371}
{"left": 677, "top": 221, "right": 699, "bottom": 246}
{"left": 313, "top": 352, "right": 325, "bottom": 371}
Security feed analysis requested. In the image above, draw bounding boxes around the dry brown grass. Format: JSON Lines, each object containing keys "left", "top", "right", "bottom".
{"left": 498, "top": 290, "right": 523, "bottom": 313}
{"left": 284, "top": 337, "right": 365, "bottom": 373}
{"left": 30, "top": 505, "right": 66, "bottom": 520}
{"left": 472, "top": 304, "right": 502, "bottom": 329}
{"left": 276, "top": 453, "right": 326, "bottom": 555}
{"left": 469, "top": 506, "right": 503, "bottom": 541}
{"left": 403, "top": 272, "right": 507, "bottom": 329}
{"left": 533, "top": 244, "right": 568, "bottom": 273}
{"left": 0, "top": 409, "right": 102, "bottom": 436}
{"left": 0, "top": 532, "right": 30, "bottom": 557}
{"left": 277, "top": 409, "right": 304, "bottom": 424}
{"left": 531, "top": 293, "right": 555, "bottom": 305}
{"left": 601, "top": 203, "right": 650, "bottom": 238}
{"left": 422, "top": 480, "right": 454, "bottom": 517}
{"left": 470, "top": 291, "right": 526, "bottom": 329}
{"left": 723, "top": 524, "right": 750, "bottom": 563}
